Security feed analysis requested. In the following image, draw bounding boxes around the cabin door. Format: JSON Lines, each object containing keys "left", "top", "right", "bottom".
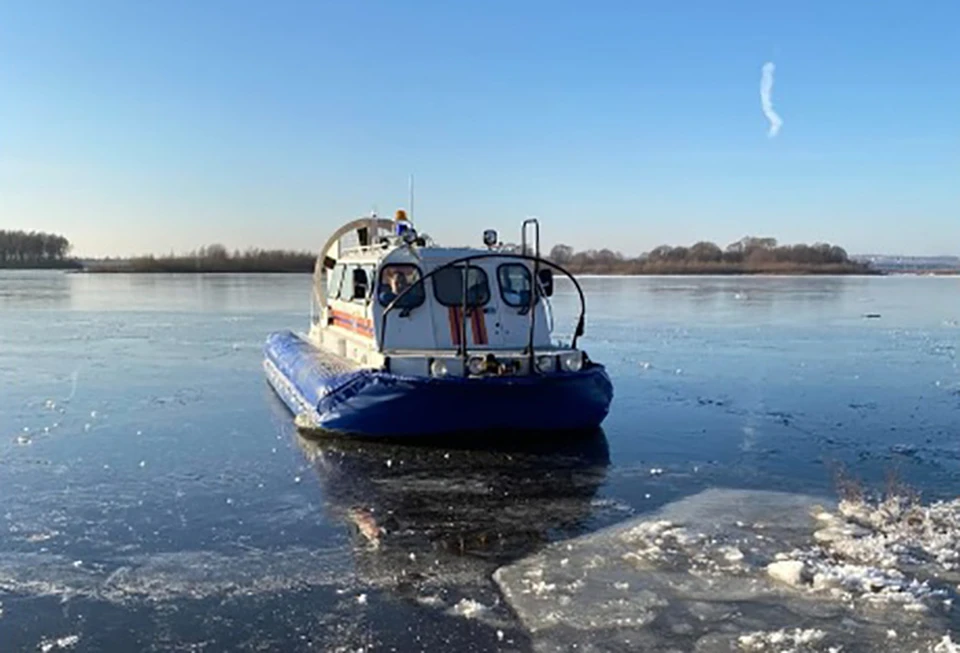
{"left": 488, "top": 262, "right": 549, "bottom": 350}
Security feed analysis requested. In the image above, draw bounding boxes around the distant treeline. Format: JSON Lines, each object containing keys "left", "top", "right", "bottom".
{"left": 80, "top": 236, "right": 876, "bottom": 275}
{"left": 0, "top": 230, "right": 79, "bottom": 269}
{"left": 85, "top": 244, "right": 316, "bottom": 273}
{"left": 548, "top": 237, "right": 875, "bottom": 275}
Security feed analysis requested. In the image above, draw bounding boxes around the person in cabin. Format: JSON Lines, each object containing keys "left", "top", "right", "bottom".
{"left": 378, "top": 269, "right": 409, "bottom": 305}
{"left": 392, "top": 270, "right": 409, "bottom": 295}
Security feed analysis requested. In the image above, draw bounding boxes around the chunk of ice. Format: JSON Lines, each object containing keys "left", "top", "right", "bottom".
{"left": 450, "top": 598, "right": 489, "bottom": 619}
{"left": 767, "top": 560, "right": 806, "bottom": 587}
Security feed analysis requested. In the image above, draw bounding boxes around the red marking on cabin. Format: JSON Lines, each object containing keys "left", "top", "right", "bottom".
{"left": 470, "top": 309, "right": 488, "bottom": 345}
{"left": 448, "top": 307, "right": 462, "bottom": 346}
{"left": 448, "top": 307, "right": 489, "bottom": 346}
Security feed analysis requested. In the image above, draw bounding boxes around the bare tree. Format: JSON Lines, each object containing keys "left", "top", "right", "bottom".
{"left": 0, "top": 230, "right": 73, "bottom": 267}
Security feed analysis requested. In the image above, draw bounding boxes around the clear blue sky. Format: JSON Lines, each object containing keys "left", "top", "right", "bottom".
{"left": 2, "top": 0, "right": 957, "bottom": 257}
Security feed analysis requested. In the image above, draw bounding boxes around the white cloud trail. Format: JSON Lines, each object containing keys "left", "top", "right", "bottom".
{"left": 760, "top": 62, "right": 783, "bottom": 138}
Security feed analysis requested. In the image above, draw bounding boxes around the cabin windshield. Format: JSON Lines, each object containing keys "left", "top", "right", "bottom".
{"left": 433, "top": 265, "right": 491, "bottom": 307}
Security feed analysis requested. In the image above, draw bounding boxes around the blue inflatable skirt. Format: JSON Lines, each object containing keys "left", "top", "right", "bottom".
{"left": 264, "top": 330, "right": 613, "bottom": 438}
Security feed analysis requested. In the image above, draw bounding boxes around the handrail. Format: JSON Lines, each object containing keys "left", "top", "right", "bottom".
{"left": 377, "top": 252, "right": 587, "bottom": 366}
{"left": 521, "top": 219, "right": 541, "bottom": 373}
{"left": 460, "top": 259, "right": 469, "bottom": 361}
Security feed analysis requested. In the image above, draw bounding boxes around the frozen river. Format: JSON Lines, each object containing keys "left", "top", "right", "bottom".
{"left": 1, "top": 272, "right": 958, "bottom": 651}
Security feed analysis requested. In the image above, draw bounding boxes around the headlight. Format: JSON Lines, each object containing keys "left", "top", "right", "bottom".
{"left": 430, "top": 359, "right": 449, "bottom": 377}
{"left": 467, "top": 356, "right": 486, "bottom": 376}
{"left": 535, "top": 355, "right": 556, "bottom": 373}
{"left": 560, "top": 351, "right": 584, "bottom": 372}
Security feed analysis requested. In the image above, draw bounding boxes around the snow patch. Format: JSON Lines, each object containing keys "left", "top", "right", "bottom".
{"left": 38, "top": 635, "right": 80, "bottom": 652}
{"left": 769, "top": 494, "right": 960, "bottom": 610}
{"left": 934, "top": 634, "right": 960, "bottom": 653}
{"left": 738, "top": 628, "right": 825, "bottom": 651}
{"left": 416, "top": 595, "right": 444, "bottom": 608}
{"left": 450, "top": 598, "right": 490, "bottom": 619}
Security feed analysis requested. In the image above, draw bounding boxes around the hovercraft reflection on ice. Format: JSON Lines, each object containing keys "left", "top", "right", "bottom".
{"left": 264, "top": 211, "right": 613, "bottom": 437}
{"left": 293, "top": 428, "right": 610, "bottom": 590}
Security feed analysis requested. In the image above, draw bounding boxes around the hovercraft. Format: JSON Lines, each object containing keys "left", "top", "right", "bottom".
{"left": 264, "top": 211, "right": 613, "bottom": 438}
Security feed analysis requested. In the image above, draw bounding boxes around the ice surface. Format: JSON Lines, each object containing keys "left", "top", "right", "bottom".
{"left": 0, "top": 547, "right": 354, "bottom": 603}
{"left": 494, "top": 489, "right": 959, "bottom": 652}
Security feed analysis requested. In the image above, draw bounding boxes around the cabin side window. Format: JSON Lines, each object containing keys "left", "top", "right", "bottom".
{"left": 497, "top": 263, "right": 534, "bottom": 307}
{"left": 346, "top": 266, "right": 369, "bottom": 302}
{"left": 378, "top": 264, "right": 424, "bottom": 309}
{"left": 433, "top": 266, "right": 491, "bottom": 307}
{"left": 327, "top": 265, "right": 346, "bottom": 301}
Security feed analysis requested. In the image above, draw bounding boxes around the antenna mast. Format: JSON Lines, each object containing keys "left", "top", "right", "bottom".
{"left": 408, "top": 173, "right": 415, "bottom": 223}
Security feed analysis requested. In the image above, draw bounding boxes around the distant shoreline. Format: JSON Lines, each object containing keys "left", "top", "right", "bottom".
{"left": 9, "top": 265, "right": 956, "bottom": 276}
{"left": 80, "top": 250, "right": 316, "bottom": 274}
{"left": 5, "top": 263, "right": 956, "bottom": 276}
{"left": 77, "top": 253, "right": 878, "bottom": 276}
{"left": 6, "top": 267, "right": 956, "bottom": 277}
{"left": 75, "top": 262, "right": 877, "bottom": 275}
{"left": 560, "top": 264, "right": 882, "bottom": 276}
{"left": 79, "top": 267, "right": 312, "bottom": 274}
{"left": 78, "top": 272, "right": 958, "bottom": 276}
{"left": 4, "top": 232, "right": 956, "bottom": 276}
{"left": 74, "top": 267, "right": 900, "bottom": 276}
{"left": 0, "top": 261, "right": 83, "bottom": 271}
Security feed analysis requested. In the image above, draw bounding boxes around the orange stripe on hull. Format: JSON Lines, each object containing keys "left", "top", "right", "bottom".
{"left": 329, "top": 309, "right": 374, "bottom": 338}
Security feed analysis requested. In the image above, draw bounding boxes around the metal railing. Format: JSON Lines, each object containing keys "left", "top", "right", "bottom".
{"left": 378, "top": 252, "right": 586, "bottom": 374}
{"left": 522, "top": 218, "right": 541, "bottom": 372}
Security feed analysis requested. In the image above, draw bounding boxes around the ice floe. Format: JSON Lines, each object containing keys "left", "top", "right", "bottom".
{"left": 494, "top": 488, "right": 959, "bottom": 652}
